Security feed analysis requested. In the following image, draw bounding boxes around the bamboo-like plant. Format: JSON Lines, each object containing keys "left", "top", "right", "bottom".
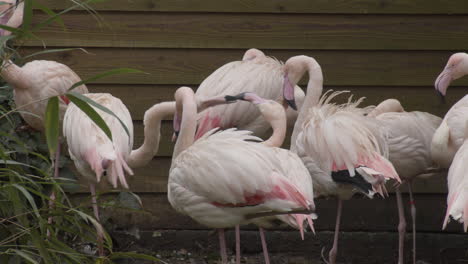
{"left": 0, "top": 1, "right": 158, "bottom": 263}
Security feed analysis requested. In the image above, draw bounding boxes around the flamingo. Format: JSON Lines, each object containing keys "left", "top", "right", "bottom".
{"left": 195, "top": 48, "right": 305, "bottom": 139}
{"left": 168, "top": 87, "right": 314, "bottom": 264}
{"left": 433, "top": 52, "right": 468, "bottom": 231}
{"left": 368, "top": 99, "right": 442, "bottom": 264}
{"left": 283, "top": 55, "right": 401, "bottom": 264}
{"left": 1, "top": 59, "right": 89, "bottom": 235}
{"left": 0, "top": 0, "right": 24, "bottom": 36}
{"left": 63, "top": 93, "right": 181, "bottom": 256}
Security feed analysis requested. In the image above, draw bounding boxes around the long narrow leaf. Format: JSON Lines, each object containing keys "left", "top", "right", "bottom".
{"left": 32, "top": 1, "right": 66, "bottom": 31}
{"left": 66, "top": 93, "right": 113, "bottom": 141}
{"left": 9, "top": 249, "right": 39, "bottom": 264}
{"left": 67, "top": 68, "right": 146, "bottom": 92}
{"left": 21, "top": 48, "right": 89, "bottom": 60}
{"left": 110, "top": 252, "right": 161, "bottom": 262}
{"left": 11, "top": 184, "right": 40, "bottom": 218}
{"left": 22, "top": 0, "right": 33, "bottom": 32}
{"left": 44, "top": 97, "right": 59, "bottom": 155}
{"left": 68, "top": 91, "right": 130, "bottom": 138}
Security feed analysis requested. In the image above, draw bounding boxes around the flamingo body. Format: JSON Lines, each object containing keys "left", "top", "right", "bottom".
{"left": 63, "top": 93, "right": 133, "bottom": 188}
{"left": 1, "top": 60, "right": 88, "bottom": 131}
{"left": 169, "top": 128, "right": 313, "bottom": 228}
{"left": 196, "top": 50, "right": 305, "bottom": 139}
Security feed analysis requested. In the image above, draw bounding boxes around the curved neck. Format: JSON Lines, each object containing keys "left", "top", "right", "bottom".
{"left": 431, "top": 121, "right": 454, "bottom": 168}
{"left": 261, "top": 104, "right": 287, "bottom": 148}
{"left": 289, "top": 57, "right": 323, "bottom": 150}
{"left": 1, "top": 60, "right": 28, "bottom": 89}
{"left": 173, "top": 88, "right": 198, "bottom": 160}
{"left": 127, "top": 101, "right": 176, "bottom": 168}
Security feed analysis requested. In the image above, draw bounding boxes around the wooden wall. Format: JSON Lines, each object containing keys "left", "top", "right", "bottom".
{"left": 26, "top": 0, "right": 467, "bottom": 258}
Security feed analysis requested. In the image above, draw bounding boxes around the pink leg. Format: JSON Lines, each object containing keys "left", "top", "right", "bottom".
{"left": 408, "top": 183, "right": 416, "bottom": 264}
{"left": 47, "top": 141, "right": 61, "bottom": 237}
{"left": 329, "top": 199, "right": 343, "bottom": 264}
{"left": 235, "top": 225, "right": 240, "bottom": 264}
{"left": 395, "top": 186, "right": 406, "bottom": 264}
{"left": 218, "top": 229, "right": 228, "bottom": 264}
{"left": 90, "top": 184, "right": 104, "bottom": 256}
{"left": 259, "top": 227, "right": 270, "bottom": 264}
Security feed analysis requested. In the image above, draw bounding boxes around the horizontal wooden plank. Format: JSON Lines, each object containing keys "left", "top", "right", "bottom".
{"left": 91, "top": 84, "right": 466, "bottom": 120}
{"left": 22, "top": 48, "right": 468, "bottom": 86}
{"left": 28, "top": 12, "right": 468, "bottom": 50}
{"left": 112, "top": 230, "right": 467, "bottom": 264}
{"left": 75, "top": 193, "right": 458, "bottom": 232}
{"left": 37, "top": 0, "right": 468, "bottom": 14}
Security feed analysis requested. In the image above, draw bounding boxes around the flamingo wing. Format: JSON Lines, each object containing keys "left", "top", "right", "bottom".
{"left": 295, "top": 91, "right": 400, "bottom": 198}
{"left": 168, "top": 128, "right": 313, "bottom": 228}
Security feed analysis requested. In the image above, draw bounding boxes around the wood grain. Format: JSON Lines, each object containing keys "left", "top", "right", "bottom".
{"left": 21, "top": 48, "right": 468, "bottom": 87}
{"left": 37, "top": 0, "right": 468, "bottom": 14}
{"left": 28, "top": 12, "right": 468, "bottom": 50}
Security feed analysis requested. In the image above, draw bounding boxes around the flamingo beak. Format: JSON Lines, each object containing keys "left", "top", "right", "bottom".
{"left": 172, "top": 112, "right": 180, "bottom": 142}
{"left": 227, "top": 92, "right": 266, "bottom": 104}
{"left": 434, "top": 68, "right": 453, "bottom": 104}
{"left": 283, "top": 74, "right": 297, "bottom": 110}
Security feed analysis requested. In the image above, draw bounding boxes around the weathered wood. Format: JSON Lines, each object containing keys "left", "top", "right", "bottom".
{"left": 80, "top": 193, "right": 458, "bottom": 232}
{"left": 29, "top": 12, "right": 468, "bottom": 50}
{"left": 22, "top": 48, "right": 468, "bottom": 86}
{"left": 91, "top": 84, "right": 466, "bottom": 120}
{"left": 37, "top": 0, "right": 468, "bottom": 14}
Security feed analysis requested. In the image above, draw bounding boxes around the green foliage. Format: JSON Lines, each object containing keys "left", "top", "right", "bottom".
{"left": 0, "top": 1, "right": 157, "bottom": 263}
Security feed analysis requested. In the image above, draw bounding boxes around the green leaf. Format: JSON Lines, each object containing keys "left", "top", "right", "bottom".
{"left": 32, "top": 1, "right": 66, "bottom": 31}
{"left": 9, "top": 249, "right": 39, "bottom": 264}
{"left": 67, "top": 91, "right": 130, "bottom": 139}
{"left": 66, "top": 93, "right": 113, "bottom": 141}
{"left": 110, "top": 251, "right": 160, "bottom": 262}
{"left": 22, "top": 0, "right": 34, "bottom": 32}
{"left": 21, "top": 48, "right": 89, "bottom": 60}
{"left": 11, "top": 184, "right": 40, "bottom": 218}
{"left": 67, "top": 68, "right": 146, "bottom": 92}
{"left": 44, "top": 97, "right": 59, "bottom": 155}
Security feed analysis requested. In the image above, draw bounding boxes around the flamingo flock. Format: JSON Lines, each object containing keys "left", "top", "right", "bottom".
{"left": 1, "top": 9, "right": 467, "bottom": 262}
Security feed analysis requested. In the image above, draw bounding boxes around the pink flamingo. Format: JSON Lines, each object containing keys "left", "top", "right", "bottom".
{"left": 368, "top": 99, "right": 442, "bottom": 264}
{"left": 0, "top": 0, "right": 24, "bottom": 36}
{"left": 195, "top": 48, "right": 305, "bottom": 139}
{"left": 283, "top": 55, "right": 401, "bottom": 264}
{"left": 433, "top": 52, "right": 468, "bottom": 231}
{"left": 168, "top": 87, "right": 314, "bottom": 264}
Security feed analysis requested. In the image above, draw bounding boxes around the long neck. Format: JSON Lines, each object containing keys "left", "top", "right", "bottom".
{"left": 172, "top": 89, "right": 198, "bottom": 160}
{"left": 1, "top": 60, "right": 28, "bottom": 89}
{"left": 262, "top": 105, "right": 287, "bottom": 148}
{"left": 290, "top": 60, "right": 323, "bottom": 150}
{"left": 127, "top": 101, "right": 176, "bottom": 168}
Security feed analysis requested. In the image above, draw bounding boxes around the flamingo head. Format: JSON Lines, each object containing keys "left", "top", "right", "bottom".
{"left": 435, "top": 52, "right": 468, "bottom": 100}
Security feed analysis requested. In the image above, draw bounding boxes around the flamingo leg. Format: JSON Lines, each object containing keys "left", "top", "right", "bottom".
{"left": 408, "top": 183, "right": 416, "bottom": 264}
{"left": 259, "top": 227, "right": 270, "bottom": 264}
{"left": 329, "top": 199, "right": 343, "bottom": 264}
{"left": 218, "top": 229, "right": 228, "bottom": 264}
{"left": 395, "top": 186, "right": 406, "bottom": 264}
{"left": 235, "top": 225, "right": 240, "bottom": 264}
{"left": 90, "top": 184, "right": 104, "bottom": 256}
{"left": 47, "top": 141, "right": 61, "bottom": 237}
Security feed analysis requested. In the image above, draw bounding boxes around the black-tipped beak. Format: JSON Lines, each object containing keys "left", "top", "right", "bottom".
{"left": 285, "top": 99, "right": 297, "bottom": 111}
{"left": 436, "top": 90, "right": 446, "bottom": 104}
{"left": 225, "top": 92, "right": 247, "bottom": 102}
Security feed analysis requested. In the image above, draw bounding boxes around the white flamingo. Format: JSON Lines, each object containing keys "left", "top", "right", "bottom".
{"left": 433, "top": 52, "right": 468, "bottom": 231}
{"left": 368, "top": 99, "right": 442, "bottom": 264}
{"left": 283, "top": 55, "right": 400, "bottom": 264}
{"left": 195, "top": 48, "right": 305, "bottom": 139}
{"left": 168, "top": 87, "right": 314, "bottom": 264}
{"left": 63, "top": 94, "right": 178, "bottom": 256}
